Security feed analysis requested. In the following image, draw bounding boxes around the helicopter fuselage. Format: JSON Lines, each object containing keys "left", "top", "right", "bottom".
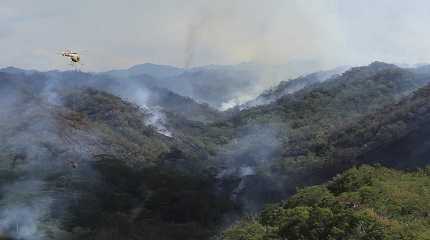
{"left": 62, "top": 52, "right": 80, "bottom": 63}
{"left": 70, "top": 55, "right": 80, "bottom": 63}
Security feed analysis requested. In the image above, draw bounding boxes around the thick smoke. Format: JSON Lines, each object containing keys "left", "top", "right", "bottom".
{"left": 143, "top": 107, "right": 172, "bottom": 137}
{"left": 0, "top": 181, "right": 51, "bottom": 240}
{"left": 216, "top": 124, "right": 286, "bottom": 212}
{"left": 0, "top": 78, "right": 101, "bottom": 239}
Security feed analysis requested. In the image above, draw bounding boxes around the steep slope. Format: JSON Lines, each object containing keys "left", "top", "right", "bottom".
{"left": 140, "top": 86, "right": 224, "bottom": 123}
{"left": 223, "top": 62, "right": 430, "bottom": 193}
{"left": 234, "top": 62, "right": 424, "bottom": 126}
{"left": 241, "top": 66, "right": 349, "bottom": 109}
{"left": 267, "top": 62, "right": 427, "bottom": 174}
{"left": 223, "top": 165, "right": 430, "bottom": 240}
{"left": 319, "top": 83, "right": 430, "bottom": 174}
{"left": 59, "top": 90, "right": 233, "bottom": 240}
{"left": 0, "top": 69, "right": 222, "bottom": 169}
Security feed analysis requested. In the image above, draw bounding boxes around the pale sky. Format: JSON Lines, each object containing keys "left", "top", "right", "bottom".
{"left": 1, "top": 0, "right": 430, "bottom": 71}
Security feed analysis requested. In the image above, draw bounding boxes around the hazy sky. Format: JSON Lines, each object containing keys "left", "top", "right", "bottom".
{"left": 1, "top": 0, "right": 430, "bottom": 71}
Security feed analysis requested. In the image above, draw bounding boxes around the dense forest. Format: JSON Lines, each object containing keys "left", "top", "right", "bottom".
{"left": 223, "top": 165, "right": 430, "bottom": 240}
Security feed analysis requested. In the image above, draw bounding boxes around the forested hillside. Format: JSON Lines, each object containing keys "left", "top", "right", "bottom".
{"left": 208, "top": 62, "right": 430, "bottom": 205}
{"left": 0, "top": 73, "right": 232, "bottom": 240}
{"left": 223, "top": 165, "right": 430, "bottom": 240}
{"left": 2, "top": 61, "right": 430, "bottom": 240}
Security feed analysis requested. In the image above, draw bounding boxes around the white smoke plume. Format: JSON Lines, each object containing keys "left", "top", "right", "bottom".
{"left": 120, "top": 88, "right": 172, "bottom": 137}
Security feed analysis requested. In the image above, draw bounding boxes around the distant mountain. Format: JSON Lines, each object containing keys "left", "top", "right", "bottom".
{"left": 103, "top": 63, "right": 184, "bottom": 79}
{"left": 164, "top": 68, "right": 260, "bottom": 109}
{"left": 102, "top": 61, "right": 326, "bottom": 109}
{"left": 0, "top": 66, "right": 37, "bottom": 75}
{"left": 0, "top": 61, "right": 347, "bottom": 113}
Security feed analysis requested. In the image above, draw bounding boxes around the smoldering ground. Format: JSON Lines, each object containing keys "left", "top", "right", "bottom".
{"left": 215, "top": 123, "right": 289, "bottom": 213}
{"left": 0, "top": 76, "right": 104, "bottom": 239}
{"left": 0, "top": 69, "right": 211, "bottom": 239}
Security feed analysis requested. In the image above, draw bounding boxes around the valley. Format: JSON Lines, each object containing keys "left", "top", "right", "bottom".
{"left": 1, "top": 62, "right": 430, "bottom": 239}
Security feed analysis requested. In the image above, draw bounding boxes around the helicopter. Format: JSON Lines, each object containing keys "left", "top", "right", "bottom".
{"left": 61, "top": 49, "right": 82, "bottom": 66}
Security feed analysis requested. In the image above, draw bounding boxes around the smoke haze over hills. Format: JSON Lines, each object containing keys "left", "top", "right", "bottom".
{"left": 3, "top": 0, "right": 430, "bottom": 71}
{"left": 3, "top": 1, "right": 430, "bottom": 239}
